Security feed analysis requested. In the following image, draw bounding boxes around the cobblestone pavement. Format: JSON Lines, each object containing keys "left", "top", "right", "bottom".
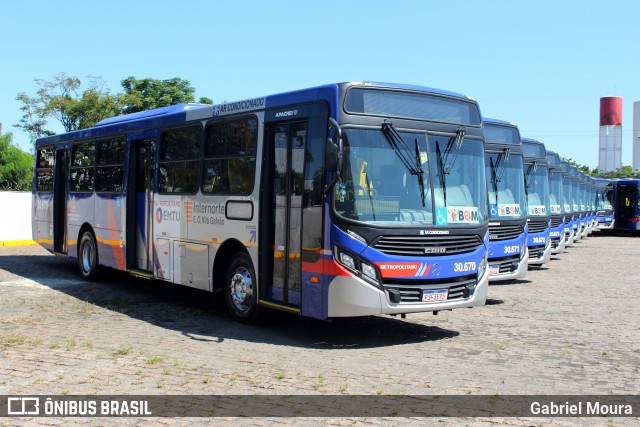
{"left": 0, "top": 234, "right": 638, "bottom": 426}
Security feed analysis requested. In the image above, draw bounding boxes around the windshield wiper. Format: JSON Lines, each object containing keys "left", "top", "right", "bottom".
{"left": 414, "top": 138, "right": 426, "bottom": 207}
{"left": 489, "top": 156, "right": 499, "bottom": 204}
{"left": 435, "top": 140, "right": 447, "bottom": 205}
{"left": 381, "top": 122, "right": 421, "bottom": 176}
{"left": 495, "top": 146, "right": 511, "bottom": 183}
{"left": 362, "top": 163, "right": 376, "bottom": 221}
{"left": 443, "top": 127, "right": 466, "bottom": 174}
{"left": 524, "top": 161, "right": 538, "bottom": 190}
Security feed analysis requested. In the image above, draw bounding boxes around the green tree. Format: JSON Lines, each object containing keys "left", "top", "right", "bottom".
{"left": 15, "top": 73, "right": 121, "bottom": 144}
{"left": 0, "top": 133, "right": 33, "bottom": 191}
{"left": 594, "top": 165, "right": 640, "bottom": 179}
{"left": 120, "top": 76, "right": 211, "bottom": 114}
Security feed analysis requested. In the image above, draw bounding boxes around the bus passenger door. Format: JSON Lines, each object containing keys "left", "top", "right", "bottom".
{"left": 126, "top": 138, "right": 156, "bottom": 273}
{"left": 53, "top": 149, "right": 69, "bottom": 254}
{"left": 262, "top": 121, "right": 308, "bottom": 309}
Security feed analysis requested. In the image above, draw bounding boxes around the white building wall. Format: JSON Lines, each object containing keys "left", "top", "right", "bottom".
{"left": 0, "top": 192, "right": 33, "bottom": 243}
{"left": 599, "top": 126, "right": 622, "bottom": 172}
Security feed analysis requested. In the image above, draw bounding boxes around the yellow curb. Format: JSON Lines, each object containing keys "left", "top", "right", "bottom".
{"left": 0, "top": 240, "right": 38, "bottom": 247}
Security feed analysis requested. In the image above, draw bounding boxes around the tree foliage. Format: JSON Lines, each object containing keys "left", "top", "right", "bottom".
{"left": 120, "top": 76, "right": 211, "bottom": 114}
{"left": 0, "top": 133, "right": 33, "bottom": 191}
{"left": 15, "top": 73, "right": 121, "bottom": 143}
{"left": 566, "top": 158, "right": 640, "bottom": 178}
{"left": 16, "top": 74, "right": 212, "bottom": 145}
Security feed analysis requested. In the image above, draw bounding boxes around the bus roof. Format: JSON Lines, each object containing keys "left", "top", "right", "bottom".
{"left": 35, "top": 82, "right": 479, "bottom": 146}
{"left": 521, "top": 138, "right": 547, "bottom": 160}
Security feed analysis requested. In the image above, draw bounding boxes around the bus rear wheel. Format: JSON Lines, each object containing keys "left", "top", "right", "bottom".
{"left": 78, "top": 231, "right": 99, "bottom": 281}
{"left": 224, "top": 253, "right": 261, "bottom": 324}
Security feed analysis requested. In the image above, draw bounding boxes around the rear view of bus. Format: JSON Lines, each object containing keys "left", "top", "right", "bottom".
{"left": 522, "top": 138, "right": 551, "bottom": 265}
{"left": 594, "top": 178, "right": 615, "bottom": 231}
{"left": 483, "top": 119, "right": 528, "bottom": 281}
{"left": 545, "top": 151, "right": 566, "bottom": 255}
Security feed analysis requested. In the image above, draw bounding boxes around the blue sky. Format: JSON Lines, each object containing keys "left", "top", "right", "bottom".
{"left": 2, "top": 0, "right": 639, "bottom": 168}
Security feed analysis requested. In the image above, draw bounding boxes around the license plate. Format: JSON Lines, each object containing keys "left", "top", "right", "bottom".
{"left": 489, "top": 265, "right": 500, "bottom": 275}
{"left": 422, "top": 289, "right": 448, "bottom": 303}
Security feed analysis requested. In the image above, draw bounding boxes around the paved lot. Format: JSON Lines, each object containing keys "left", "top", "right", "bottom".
{"left": 0, "top": 233, "right": 639, "bottom": 425}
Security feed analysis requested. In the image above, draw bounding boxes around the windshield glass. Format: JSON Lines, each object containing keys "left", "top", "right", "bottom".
{"left": 334, "top": 129, "right": 487, "bottom": 226}
{"left": 485, "top": 152, "right": 525, "bottom": 218}
{"left": 571, "top": 180, "right": 580, "bottom": 212}
{"left": 596, "top": 188, "right": 613, "bottom": 210}
{"left": 525, "top": 165, "right": 549, "bottom": 216}
{"left": 562, "top": 176, "right": 573, "bottom": 213}
{"left": 548, "top": 171, "right": 563, "bottom": 215}
{"left": 580, "top": 183, "right": 587, "bottom": 211}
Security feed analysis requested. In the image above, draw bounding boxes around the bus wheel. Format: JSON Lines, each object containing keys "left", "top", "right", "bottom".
{"left": 78, "top": 231, "right": 99, "bottom": 281}
{"left": 225, "top": 253, "right": 260, "bottom": 323}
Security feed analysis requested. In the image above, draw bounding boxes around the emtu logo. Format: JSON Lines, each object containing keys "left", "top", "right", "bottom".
{"left": 156, "top": 207, "right": 163, "bottom": 223}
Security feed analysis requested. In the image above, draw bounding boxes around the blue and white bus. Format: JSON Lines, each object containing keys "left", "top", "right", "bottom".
{"left": 32, "top": 82, "right": 490, "bottom": 323}
{"left": 521, "top": 138, "right": 551, "bottom": 265}
{"left": 545, "top": 151, "right": 566, "bottom": 255}
{"left": 579, "top": 173, "right": 593, "bottom": 237}
{"left": 569, "top": 166, "right": 584, "bottom": 241}
{"left": 613, "top": 179, "right": 640, "bottom": 233}
{"left": 594, "top": 177, "right": 615, "bottom": 231}
{"left": 483, "top": 119, "right": 528, "bottom": 281}
{"left": 559, "top": 159, "right": 576, "bottom": 247}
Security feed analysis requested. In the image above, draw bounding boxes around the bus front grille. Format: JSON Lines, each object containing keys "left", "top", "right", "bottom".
{"left": 528, "top": 220, "right": 548, "bottom": 234}
{"left": 373, "top": 235, "right": 483, "bottom": 256}
{"left": 383, "top": 274, "right": 477, "bottom": 304}
{"left": 488, "top": 224, "right": 523, "bottom": 241}
{"left": 528, "top": 245, "right": 545, "bottom": 260}
{"left": 551, "top": 216, "right": 564, "bottom": 228}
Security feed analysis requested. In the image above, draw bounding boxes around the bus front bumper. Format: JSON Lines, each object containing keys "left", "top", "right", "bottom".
{"left": 488, "top": 248, "right": 529, "bottom": 282}
{"left": 327, "top": 269, "right": 489, "bottom": 317}
{"left": 550, "top": 235, "right": 566, "bottom": 255}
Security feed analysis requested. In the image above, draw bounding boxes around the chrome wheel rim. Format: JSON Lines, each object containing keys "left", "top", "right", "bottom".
{"left": 81, "top": 240, "right": 93, "bottom": 274}
{"left": 230, "top": 266, "right": 253, "bottom": 312}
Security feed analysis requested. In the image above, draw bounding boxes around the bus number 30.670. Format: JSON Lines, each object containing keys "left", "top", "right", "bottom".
{"left": 453, "top": 262, "right": 477, "bottom": 272}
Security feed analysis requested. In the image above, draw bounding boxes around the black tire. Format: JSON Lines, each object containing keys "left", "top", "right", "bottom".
{"left": 78, "top": 231, "right": 99, "bottom": 281}
{"left": 224, "top": 252, "right": 262, "bottom": 324}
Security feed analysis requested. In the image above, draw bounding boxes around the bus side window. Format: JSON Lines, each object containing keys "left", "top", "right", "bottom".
{"left": 203, "top": 118, "right": 257, "bottom": 194}
{"left": 70, "top": 141, "right": 96, "bottom": 193}
{"left": 158, "top": 125, "right": 201, "bottom": 194}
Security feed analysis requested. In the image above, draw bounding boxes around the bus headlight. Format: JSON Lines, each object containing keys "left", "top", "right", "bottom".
{"left": 520, "top": 241, "right": 527, "bottom": 260}
{"left": 339, "top": 252, "right": 356, "bottom": 270}
{"left": 335, "top": 246, "right": 381, "bottom": 287}
{"left": 361, "top": 262, "right": 377, "bottom": 281}
{"left": 477, "top": 255, "right": 487, "bottom": 279}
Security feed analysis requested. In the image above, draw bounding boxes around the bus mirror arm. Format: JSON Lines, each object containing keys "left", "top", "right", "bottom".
{"left": 325, "top": 118, "right": 343, "bottom": 195}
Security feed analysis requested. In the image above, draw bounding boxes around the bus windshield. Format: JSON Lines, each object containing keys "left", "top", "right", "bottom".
{"left": 562, "top": 176, "right": 573, "bottom": 213}
{"left": 525, "top": 165, "right": 549, "bottom": 216}
{"left": 485, "top": 152, "right": 525, "bottom": 218}
{"left": 596, "top": 188, "right": 613, "bottom": 210}
{"left": 335, "top": 128, "right": 487, "bottom": 226}
{"left": 571, "top": 180, "right": 581, "bottom": 212}
{"left": 548, "top": 171, "right": 563, "bottom": 215}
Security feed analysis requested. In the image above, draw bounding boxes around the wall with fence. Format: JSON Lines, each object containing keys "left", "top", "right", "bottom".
{"left": 0, "top": 191, "right": 34, "bottom": 244}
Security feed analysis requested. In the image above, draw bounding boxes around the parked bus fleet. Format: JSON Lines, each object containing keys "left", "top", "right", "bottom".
{"left": 31, "top": 81, "right": 638, "bottom": 324}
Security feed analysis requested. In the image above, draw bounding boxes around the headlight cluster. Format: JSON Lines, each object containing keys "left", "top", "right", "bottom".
{"left": 520, "top": 241, "right": 527, "bottom": 260}
{"left": 477, "top": 254, "right": 487, "bottom": 279}
{"left": 335, "top": 247, "right": 380, "bottom": 286}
